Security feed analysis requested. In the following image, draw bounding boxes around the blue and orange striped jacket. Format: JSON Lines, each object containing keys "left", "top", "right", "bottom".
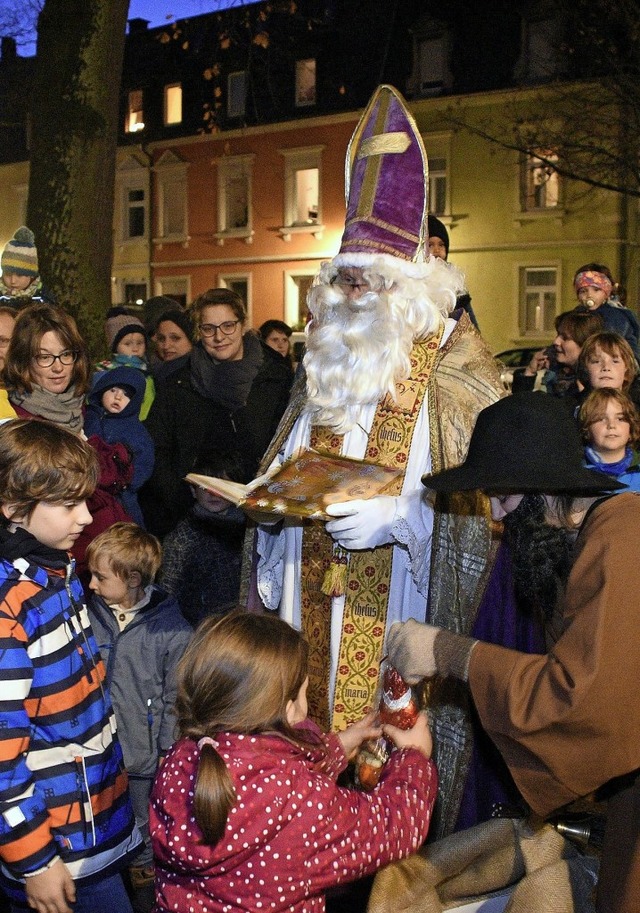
{"left": 0, "top": 549, "right": 140, "bottom": 895}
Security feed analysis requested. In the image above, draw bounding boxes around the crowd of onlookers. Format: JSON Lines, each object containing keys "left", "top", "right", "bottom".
{"left": 1, "top": 221, "right": 639, "bottom": 913}
{"left": 0, "top": 227, "right": 299, "bottom": 913}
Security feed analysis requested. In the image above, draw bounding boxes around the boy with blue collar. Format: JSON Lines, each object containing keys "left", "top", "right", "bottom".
{"left": 0, "top": 419, "right": 140, "bottom": 913}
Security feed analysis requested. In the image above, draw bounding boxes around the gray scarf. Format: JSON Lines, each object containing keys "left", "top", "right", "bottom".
{"left": 190, "top": 332, "right": 263, "bottom": 412}
{"left": 9, "top": 383, "right": 85, "bottom": 434}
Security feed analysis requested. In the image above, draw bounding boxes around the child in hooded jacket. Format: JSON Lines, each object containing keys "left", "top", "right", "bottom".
{"left": 85, "top": 365, "right": 154, "bottom": 526}
{"left": 86, "top": 523, "right": 191, "bottom": 908}
{"left": 93, "top": 308, "right": 155, "bottom": 419}
{"left": 150, "top": 611, "right": 436, "bottom": 913}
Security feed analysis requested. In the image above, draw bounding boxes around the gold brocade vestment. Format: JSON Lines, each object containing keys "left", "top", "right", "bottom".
{"left": 300, "top": 331, "right": 443, "bottom": 730}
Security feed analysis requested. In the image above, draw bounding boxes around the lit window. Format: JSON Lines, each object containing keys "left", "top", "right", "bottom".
{"left": 519, "top": 266, "right": 558, "bottom": 335}
{"left": 428, "top": 157, "right": 447, "bottom": 215}
{"left": 278, "top": 147, "right": 324, "bottom": 239}
{"left": 164, "top": 84, "right": 182, "bottom": 125}
{"left": 295, "top": 59, "right": 316, "bottom": 107}
{"left": 228, "top": 71, "right": 247, "bottom": 118}
{"left": 522, "top": 151, "right": 560, "bottom": 210}
{"left": 293, "top": 168, "right": 318, "bottom": 224}
{"left": 126, "top": 90, "right": 144, "bottom": 133}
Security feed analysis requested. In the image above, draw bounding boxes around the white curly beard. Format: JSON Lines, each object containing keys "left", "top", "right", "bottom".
{"left": 302, "top": 257, "right": 462, "bottom": 433}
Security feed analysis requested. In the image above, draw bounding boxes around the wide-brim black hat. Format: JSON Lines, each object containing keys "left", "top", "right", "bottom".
{"left": 423, "top": 392, "right": 625, "bottom": 494}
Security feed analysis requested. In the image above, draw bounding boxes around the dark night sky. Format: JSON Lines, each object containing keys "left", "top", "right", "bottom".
{"left": 127, "top": 0, "right": 258, "bottom": 28}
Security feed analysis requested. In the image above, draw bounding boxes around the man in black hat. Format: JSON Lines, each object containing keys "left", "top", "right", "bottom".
{"left": 387, "top": 392, "right": 640, "bottom": 913}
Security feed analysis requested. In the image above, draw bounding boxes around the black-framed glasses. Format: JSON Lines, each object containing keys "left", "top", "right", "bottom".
{"left": 33, "top": 350, "right": 78, "bottom": 367}
{"left": 198, "top": 320, "right": 241, "bottom": 338}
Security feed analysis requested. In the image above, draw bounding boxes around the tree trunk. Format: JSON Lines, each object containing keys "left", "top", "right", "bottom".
{"left": 27, "top": 0, "right": 130, "bottom": 356}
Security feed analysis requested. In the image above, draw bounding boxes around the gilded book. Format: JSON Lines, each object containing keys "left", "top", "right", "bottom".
{"left": 185, "top": 448, "right": 402, "bottom": 520}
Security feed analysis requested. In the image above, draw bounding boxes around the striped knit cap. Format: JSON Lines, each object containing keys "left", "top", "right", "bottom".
{"left": 1, "top": 226, "right": 38, "bottom": 277}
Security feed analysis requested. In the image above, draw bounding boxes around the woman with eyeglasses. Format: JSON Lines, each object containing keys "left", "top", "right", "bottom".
{"left": 2, "top": 303, "right": 134, "bottom": 583}
{"left": 143, "top": 288, "right": 293, "bottom": 537}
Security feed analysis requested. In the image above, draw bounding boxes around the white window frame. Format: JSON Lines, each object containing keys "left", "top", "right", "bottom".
{"left": 521, "top": 150, "right": 560, "bottom": 212}
{"left": 295, "top": 58, "right": 316, "bottom": 107}
{"left": 154, "top": 276, "right": 191, "bottom": 307}
{"left": 214, "top": 154, "right": 255, "bottom": 245}
{"left": 284, "top": 268, "right": 317, "bottom": 329}
{"left": 422, "top": 132, "right": 453, "bottom": 218}
{"left": 517, "top": 263, "right": 560, "bottom": 338}
{"left": 153, "top": 151, "right": 189, "bottom": 244}
{"left": 219, "top": 272, "right": 253, "bottom": 326}
{"left": 164, "top": 83, "right": 182, "bottom": 125}
{"left": 227, "top": 71, "right": 247, "bottom": 119}
{"left": 126, "top": 89, "right": 144, "bottom": 133}
{"left": 417, "top": 35, "right": 449, "bottom": 96}
{"left": 115, "top": 155, "right": 149, "bottom": 244}
{"left": 112, "top": 278, "right": 148, "bottom": 306}
{"left": 278, "top": 146, "right": 324, "bottom": 240}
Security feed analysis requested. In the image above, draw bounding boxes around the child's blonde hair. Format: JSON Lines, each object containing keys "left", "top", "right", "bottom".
{"left": 579, "top": 388, "right": 640, "bottom": 446}
{"left": 175, "top": 611, "right": 309, "bottom": 845}
{"left": 86, "top": 522, "right": 162, "bottom": 586}
{"left": 577, "top": 331, "right": 637, "bottom": 389}
{"left": 0, "top": 419, "right": 98, "bottom": 521}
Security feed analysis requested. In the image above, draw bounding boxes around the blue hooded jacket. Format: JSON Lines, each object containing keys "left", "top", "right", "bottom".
{"left": 85, "top": 366, "right": 155, "bottom": 525}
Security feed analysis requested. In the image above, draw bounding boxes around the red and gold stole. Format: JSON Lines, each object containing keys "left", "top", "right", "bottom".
{"left": 300, "top": 329, "right": 443, "bottom": 730}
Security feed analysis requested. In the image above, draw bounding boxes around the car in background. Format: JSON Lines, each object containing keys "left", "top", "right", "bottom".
{"left": 495, "top": 346, "right": 545, "bottom": 392}
{"left": 495, "top": 347, "right": 541, "bottom": 369}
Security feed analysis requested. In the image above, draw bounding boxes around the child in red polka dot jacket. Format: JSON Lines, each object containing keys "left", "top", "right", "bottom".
{"left": 150, "top": 611, "right": 437, "bottom": 913}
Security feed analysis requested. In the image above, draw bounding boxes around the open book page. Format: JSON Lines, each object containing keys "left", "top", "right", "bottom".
{"left": 186, "top": 449, "right": 402, "bottom": 520}
{"left": 184, "top": 474, "right": 248, "bottom": 506}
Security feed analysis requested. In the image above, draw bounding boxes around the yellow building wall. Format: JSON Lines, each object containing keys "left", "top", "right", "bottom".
{"left": 0, "top": 161, "right": 30, "bottom": 261}
{"left": 413, "top": 88, "right": 634, "bottom": 353}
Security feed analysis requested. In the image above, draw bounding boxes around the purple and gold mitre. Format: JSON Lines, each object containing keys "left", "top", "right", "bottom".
{"left": 335, "top": 84, "right": 429, "bottom": 267}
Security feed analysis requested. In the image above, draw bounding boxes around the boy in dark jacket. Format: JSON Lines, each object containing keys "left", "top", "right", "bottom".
{"left": 0, "top": 420, "right": 140, "bottom": 913}
{"left": 85, "top": 365, "right": 155, "bottom": 527}
{"left": 86, "top": 523, "right": 191, "bottom": 912}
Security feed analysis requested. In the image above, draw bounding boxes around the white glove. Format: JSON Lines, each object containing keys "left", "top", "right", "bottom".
{"left": 386, "top": 619, "right": 440, "bottom": 684}
{"left": 324, "top": 496, "right": 398, "bottom": 550}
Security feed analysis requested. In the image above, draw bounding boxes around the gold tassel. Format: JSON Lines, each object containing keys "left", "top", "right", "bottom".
{"left": 321, "top": 549, "right": 348, "bottom": 597}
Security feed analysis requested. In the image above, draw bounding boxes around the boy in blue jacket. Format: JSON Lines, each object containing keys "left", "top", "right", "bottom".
{"left": 0, "top": 420, "right": 140, "bottom": 913}
{"left": 85, "top": 366, "right": 154, "bottom": 527}
{"left": 86, "top": 523, "right": 191, "bottom": 911}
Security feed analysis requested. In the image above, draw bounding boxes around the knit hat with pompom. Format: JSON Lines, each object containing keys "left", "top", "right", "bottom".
{"left": 104, "top": 306, "right": 146, "bottom": 353}
{"left": 2, "top": 227, "right": 38, "bottom": 277}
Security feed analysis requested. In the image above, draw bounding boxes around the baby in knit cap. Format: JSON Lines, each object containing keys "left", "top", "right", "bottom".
{"left": 0, "top": 227, "right": 54, "bottom": 308}
{"left": 93, "top": 306, "right": 155, "bottom": 419}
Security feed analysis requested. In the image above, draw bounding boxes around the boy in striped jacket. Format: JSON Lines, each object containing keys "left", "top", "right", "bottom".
{"left": 0, "top": 419, "right": 141, "bottom": 913}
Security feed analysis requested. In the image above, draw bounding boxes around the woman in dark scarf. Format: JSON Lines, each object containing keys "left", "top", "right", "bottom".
{"left": 142, "top": 289, "right": 293, "bottom": 537}
{"left": 3, "top": 303, "right": 134, "bottom": 585}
